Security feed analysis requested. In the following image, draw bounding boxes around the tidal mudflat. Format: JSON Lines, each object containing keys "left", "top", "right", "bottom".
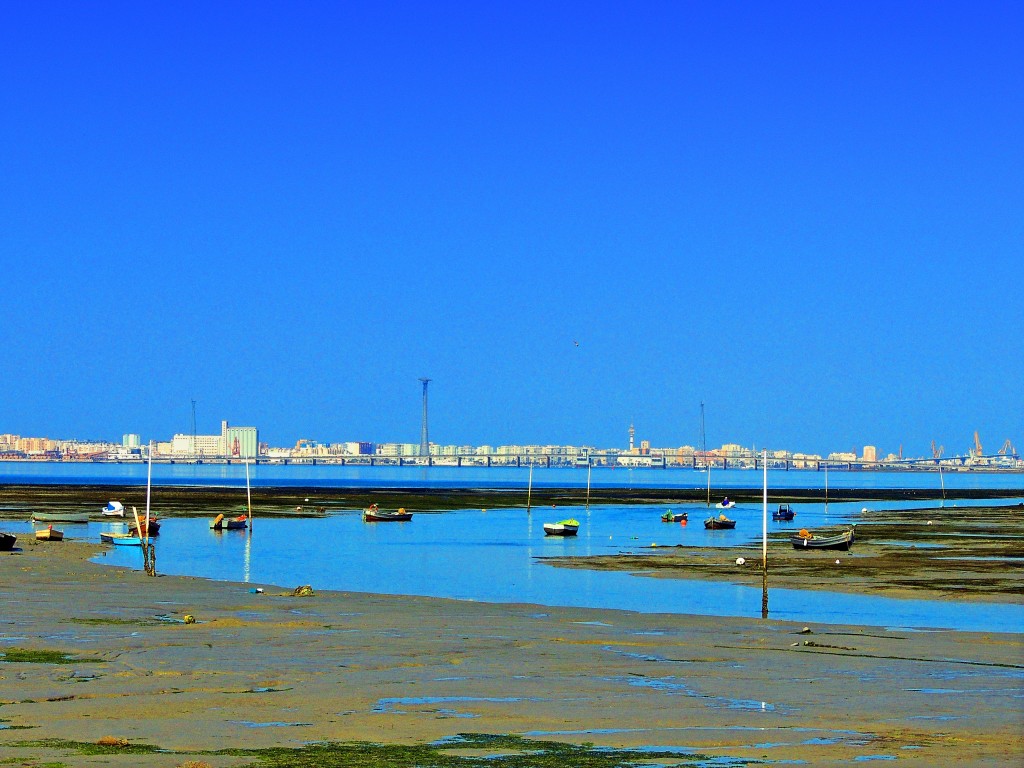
{"left": 545, "top": 503, "right": 1024, "bottom": 603}
{"left": 1, "top": 536, "right": 1021, "bottom": 767}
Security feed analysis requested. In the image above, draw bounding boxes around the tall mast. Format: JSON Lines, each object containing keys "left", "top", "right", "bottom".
{"left": 418, "top": 378, "right": 431, "bottom": 458}
{"left": 701, "top": 402, "right": 710, "bottom": 507}
{"left": 245, "top": 456, "right": 253, "bottom": 532}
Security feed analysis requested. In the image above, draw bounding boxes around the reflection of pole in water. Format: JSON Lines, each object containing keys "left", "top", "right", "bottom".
{"left": 938, "top": 463, "right": 946, "bottom": 504}
{"left": 245, "top": 458, "right": 253, "bottom": 532}
{"left": 243, "top": 528, "right": 251, "bottom": 583}
{"left": 586, "top": 463, "right": 592, "bottom": 512}
{"left": 526, "top": 463, "right": 533, "bottom": 515}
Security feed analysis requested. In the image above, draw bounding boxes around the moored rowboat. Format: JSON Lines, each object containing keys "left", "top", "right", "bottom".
{"left": 100, "top": 531, "right": 143, "bottom": 546}
{"left": 102, "top": 501, "right": 125, "bottom": 517}
{"left": 772, "top": 504, "right": 795, "bottom": 521}
{"left": 0, "top": 532, "right": 16, "bottom": 550}
{"left": 211, "top": 513, "right": 248, "bottom": 530}
{"left": 31, "top": 511, "right": 90, "bottom": 524}
{"left": 35, "top": 526, "right": 64, "bottom": 541}
{"left": 363, "top": 505, "right": 413, "bottom": 522}
{"left": 704, "top": 514, "right": 736, "bottom": 530}
{"left": 543, "top": 518, "right": 579, "bottom": 536}
{"left": 790, "top": 528, "right": 855, "bottom": 551}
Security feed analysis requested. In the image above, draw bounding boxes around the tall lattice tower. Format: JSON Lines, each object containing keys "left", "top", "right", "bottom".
{"left": 419, "top": 378, "right": 431, "bottom": 457}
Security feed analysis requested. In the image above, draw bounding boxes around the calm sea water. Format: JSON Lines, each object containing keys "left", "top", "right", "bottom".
{"left": 7, "top": 494, "right": 1018, "bottom": 634}
{"left": 2, "top": 460, "right": 1022, "bottom": 491}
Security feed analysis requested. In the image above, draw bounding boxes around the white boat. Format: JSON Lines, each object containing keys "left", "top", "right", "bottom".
{"left": 31, "top": 511, "right": 90, "bottom": 524}
{"left": 102, "top": 501, "right": 125, "bottom": 517}
{"left": 543, "top": 518, "right": 580, "bottom": 536}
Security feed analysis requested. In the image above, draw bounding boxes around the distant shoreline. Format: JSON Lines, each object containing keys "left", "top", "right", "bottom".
{"left": 1, "top": 482, "right": 1023, "bottom": 518}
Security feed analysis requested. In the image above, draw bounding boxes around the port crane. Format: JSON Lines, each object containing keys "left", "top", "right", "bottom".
{"left": 998, "top": 439, "right": 1018, "bottom": 458}
{"left": 931, "top": 441, "right": 944, "bottom": 459}
{"left": 973, "top": 431, "right": 983, "bottom": 458}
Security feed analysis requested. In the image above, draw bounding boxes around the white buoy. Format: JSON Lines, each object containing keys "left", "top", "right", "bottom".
{"left": 736, "top": 557, "right": 746, "bottom": 565}
{"left": 861, "top": 507, "right": 868, "bottom": 513}
{"left": 835, "top": 559, "right": 840, "bottom": 564}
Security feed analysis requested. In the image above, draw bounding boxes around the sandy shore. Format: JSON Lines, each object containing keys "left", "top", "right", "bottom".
{"left": 1, "top": 537, "right": 1022, "bottom": 767}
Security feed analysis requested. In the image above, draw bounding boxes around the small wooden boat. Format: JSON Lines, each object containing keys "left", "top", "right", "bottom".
{"left": 704, "top": 514, "right": 736, "bottom": 530}
{"left": 543, "top": 518, "right": 580, "bottom": 536}
{"left": 363, "top": 505, "right": 413, "bottom": 522}
{"left": 772, "top": 503, "right": 795, "bottom": 521}
{"left": 791, "top": 528, "right": 855, "bottom": 551}
{"left": 35, "top": 526, "right": 64, "bottom": 541}
{"left": 0, "top": 532, "right": 16, "bottom": 551}
{"left": 102, "top": 501, "right": 125, "bottom": 517}
{"left": 661, "top": 511, "right": 687, "bottom": 522}
{"left": 31, "top": 511, "right": 90, "bottom": 524}
{"left": 211, "top": 513, "right": 248, "bottom": 530}
{"left": 100, "top": 531, "right": 143, "bottom": 546}
{"left": 128, "top": 518, "right": 161, "bottom": 536}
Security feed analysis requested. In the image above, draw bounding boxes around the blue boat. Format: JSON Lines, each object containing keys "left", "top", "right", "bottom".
{"left": 100, "top": 532, "right": 143, "bottom": 546}
{"left": 773, "top": 504, "right": 795, "bottom": 521}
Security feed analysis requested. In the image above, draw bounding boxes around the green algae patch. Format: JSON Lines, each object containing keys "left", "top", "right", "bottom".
{"left": 4, "top": 734, "right": 713, "bottom": 767}
{"left": 7, "top": 738, "right": 161, "bottom": 755}
{"left": 0, "top": 648, "right": 106, "bottom": 664}
{"left": 212, "top": 736, "right": 707, "bottom": 767}
{"left": 68, "top": 616, "right": 164, "bottom": 626}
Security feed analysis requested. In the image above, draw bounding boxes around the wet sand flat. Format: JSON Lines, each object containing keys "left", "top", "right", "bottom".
{"left": 545, "top": 503, "right": 1024, "bottom": 603}
{"left": 1, "top": 538, "right": 1022, "bottom": 767}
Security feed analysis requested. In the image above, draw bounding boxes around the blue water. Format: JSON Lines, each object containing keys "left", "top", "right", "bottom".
{"left": 2, "top": 460, "right": 1023, "bottom": 492}
{"left": 8, "top": 496, "right": 1009, "bottom": 634}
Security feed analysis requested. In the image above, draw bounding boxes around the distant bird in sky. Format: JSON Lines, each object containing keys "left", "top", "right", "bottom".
{"left": 573, "top": 340, "right": 579, "bottom": 347}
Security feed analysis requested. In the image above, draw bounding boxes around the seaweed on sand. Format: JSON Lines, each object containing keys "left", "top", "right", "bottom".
{"left": 6, "top": 734, "right": 718, "bottom": 767}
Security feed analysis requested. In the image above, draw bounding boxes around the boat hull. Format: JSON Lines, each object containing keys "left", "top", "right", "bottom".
{"left": 661, "top": 513, "right": 687, "bottom": 522}
{"left": 35, "top": 529, "right": 64, "bottom": 541}
{"left": 543, "top": 519, "right": 580, "bottom": 536}
{"left": 363, "top": 511, "right": 413, "bottom": 522}
{"left": 790, "top": 529, "right": 855, "bottom": 551}
{"left": 129, "top": 519, "right": 161, "bottom": 536}
{"left": 100, "top": 532, "right": 143, "bottom": 546}
{"left": 704, "top": 517, "right": 736, "bottom": 529}
{"left": 773, "top": 504, "right": 795, "bottom": 521}
{"left": 0, "top": 532, "right": 16, "bottom": 550}
{"left": 32, "top": 512, "right": 90, "bottom": 523}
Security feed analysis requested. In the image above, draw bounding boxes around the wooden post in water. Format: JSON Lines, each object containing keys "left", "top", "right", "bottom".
{"left": 144, "top": 441, "right": 153, "bottom": 545}
{"left": 761, "top": 449, "right": 768, "bottom": 619}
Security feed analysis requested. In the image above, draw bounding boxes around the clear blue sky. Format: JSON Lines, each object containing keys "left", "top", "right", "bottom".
{"left": 2, "top": 2, "right": 1021, "bottom": 458}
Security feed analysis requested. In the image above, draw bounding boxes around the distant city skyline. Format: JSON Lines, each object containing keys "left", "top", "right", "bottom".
{"left": 1, "top": 417, "right": 1017, "bottom": 465}
{"left": 2, "top": 4, "right": 1021, "bottom": 457}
